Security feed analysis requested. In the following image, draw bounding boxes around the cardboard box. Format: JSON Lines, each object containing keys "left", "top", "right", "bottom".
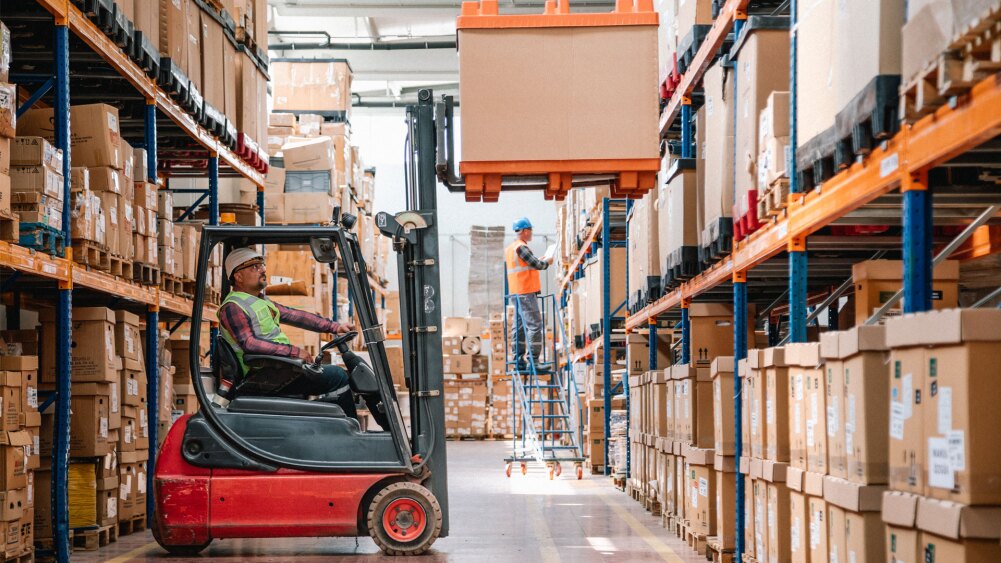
{"left": 11, "top": 136, "right": 62, "bottom": 170}
{"left": 0, "top": 433, "right": 29, "bottom": 490}
{"left": 838, "top": 325, "right": 890, "bottom": 484}
{"left": 796, "top": 0, "right": 839, "bottom": 148}
{"left": 918, "top": 531, "right": 1001, "bottom": 563}
{"left": 282, "top": 137, "right": 335, "bottom": 171}
{"left": 766, "top": 482, "right": 791, "bottom": 563}
{"left": 9, "top": 166, "right": 63, "bottom": 200}
{"left": 283, "top": 193, "right": 334, "bottom": 224}
{"left": 711, "top": 357, "right": 735, "bottom": 455}
{"left": 764, "top": 347, "right": 791, "bottom": 462}
{"left": 114, "top": 310, "right": 141, "bottom": 361}
{"left": 789, "top": 490, "right": 810, "bottom": 563}
{"left": 0, "top": 373, "right": 19, "bottom": 433}
{"left": 731, "top": 26, "right": 790, "bottom": 216}
{"left": 17, "top": 104, "right": 121, "bottom": 169}
{"left": 715, "top": 470, "right": 737, "bottom": 549}
{"left": 911, "top": 309, "right": 1001, "bottom": 504}
{"left": 442, "top": 355, "right": 474, "bottom": 375}
{"left": 844, "top": 509, "right": 885, "bottom": 563}
{"left": 686, "top": 462, "right": 715, "bottom": 536}
{"left": 41, "top": 307, "right": 119, "bottom": 383}
{"left": 807, "top": 496, "right": 828, "bottom": 563}
{"left": 69, "top": 383, "right": 111, "bottom": 456}
{"left": 852, "top": 260, "right": 959, "bottom": 323}
{"left": 458, "top": 23, "right": 658, "bottom": 165}
{"left": 271, "top": 60, "right": 353, "bottom": 114}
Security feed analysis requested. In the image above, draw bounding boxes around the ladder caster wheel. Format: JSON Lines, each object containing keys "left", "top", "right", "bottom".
{"left": 554, "top": 463, "right": 562, "bottom": 477}
{"left": 576, "top": 465, "right": 583, "bottom": 480}
{"left": 505, "top": 463, "right": 512, "bottom": 478}
{"left": 548, "top": 467, "right": 555, "bottom": 480}
{"left": 521, "top": 463, "right": 527, "bottom": 476}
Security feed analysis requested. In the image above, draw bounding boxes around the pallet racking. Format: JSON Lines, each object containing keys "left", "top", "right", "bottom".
{"left": 1, "top": 5, "right": 397, "bottom": 556}
{"left": 559, "top": 198, "right": 630, "bottom": 476}
{"left": 628, "top": 1, "right": 1001, "bottom": 563}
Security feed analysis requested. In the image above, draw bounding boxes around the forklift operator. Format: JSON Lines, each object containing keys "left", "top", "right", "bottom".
{"left": 218, "top": 247, "right": 361, "bottom": 418}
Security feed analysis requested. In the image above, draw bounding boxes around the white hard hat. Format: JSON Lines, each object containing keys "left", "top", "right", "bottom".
{"left": 225, "top": 247, "right": 263, "bottom": 278}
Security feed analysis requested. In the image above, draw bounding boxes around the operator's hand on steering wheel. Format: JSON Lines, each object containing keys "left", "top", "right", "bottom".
{"left": 336, "top": 321, "right": 355, "bottom": 334}
{"left": 296, "top": 348, "right": 313, "bottom": 363}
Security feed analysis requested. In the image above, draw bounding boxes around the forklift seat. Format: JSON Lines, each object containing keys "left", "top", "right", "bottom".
{"left": 227, "top": 396, "right": 346, "bottom": 418}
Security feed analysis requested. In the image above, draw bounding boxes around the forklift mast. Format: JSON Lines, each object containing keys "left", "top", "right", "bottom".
{"left": 380, "top": 89, "right": 450, "bottom": 535}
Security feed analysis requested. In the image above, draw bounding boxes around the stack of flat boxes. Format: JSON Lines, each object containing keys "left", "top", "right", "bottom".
{"left": 18, "top": 104, "right": 130, "bottom": 259}
{"left": 266, "top": 113, "right": 355, "bottom": 225}
{"left": 441, "top": 317, "right": 489, "bottom": 439}
{"left": 486, "top": 316, "right": 512, "bottom": 437}
{"left": 0, "top": 349, "right": 39, "bottom": 560}
{"left": 8, "top": 137, "right": 62, "bottom": 242}
{"left": 882, "top": 309, "right": 1001, "bottom": 562}
{"left": 114, "top": 312, "right": 149, "bottom": 531}
{"left": 132, "top": 172, "right": 158, "bottom": 270}
{"left": 626, "top": 331, "right": 672, "bottom": 502}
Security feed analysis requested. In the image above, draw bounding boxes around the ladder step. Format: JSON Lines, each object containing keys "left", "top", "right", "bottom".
{"left": 542, "top": 445, "right": 581, "bottom": 450}
{"left": 531, "top": 414, "right": 569, "bottom": 419}
{"left": 527, "top": 399, "right": 564, "bottom": 404}
{"left": 530, "top": 384, "right": 562, "bottom": 389}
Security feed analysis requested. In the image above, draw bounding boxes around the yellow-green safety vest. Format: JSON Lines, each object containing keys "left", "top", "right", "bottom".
{"left": 219, "top": 291, "right": 291, "bottom": 375}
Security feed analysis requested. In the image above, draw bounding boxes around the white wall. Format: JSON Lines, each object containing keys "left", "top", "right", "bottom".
{"left": 350, "top": 107, "right": 558, "bottom": 317}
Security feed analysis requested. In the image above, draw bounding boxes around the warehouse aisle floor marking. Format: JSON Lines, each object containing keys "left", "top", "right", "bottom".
{"left": 526, "top": 493, "right": 562, "bottom": 563}
{"left": 592, "top": 483, "right": 684, "bottom": 562}
{"left": 104, "top": 541, "right": 159, "bottom": 562}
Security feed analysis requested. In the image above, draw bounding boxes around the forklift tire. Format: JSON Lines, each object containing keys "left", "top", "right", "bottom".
{"left": 367, "top": 481, "right": 442, "bottom": 556}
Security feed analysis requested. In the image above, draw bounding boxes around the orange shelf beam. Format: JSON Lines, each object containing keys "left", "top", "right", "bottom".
{"left": 559, "top": 213, "right": 604, "bottom": 293}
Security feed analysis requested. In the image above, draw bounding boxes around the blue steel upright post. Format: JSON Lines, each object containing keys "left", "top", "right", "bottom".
{"left": 601, "top": 200, "right": 613, "bottom": 476}
{"left": 787, "top": 0, "right": 808, "bottom": 344}
{"left": 257, "top": 187, "right": 265, "bottom": 225}
{"left": 145, "top": 101, "right": 160, "bottom": 523}
{"left": 903, "top": 171, "right": 932, "bottom": 313}
{"left": 53, "top": 20, "right": 73, "bottom": 563}
{"left": 733, "top": 271, "right": 748, "bottom": 562}
{"left": 680, "top": 301, "right": 691, "bottom": 364}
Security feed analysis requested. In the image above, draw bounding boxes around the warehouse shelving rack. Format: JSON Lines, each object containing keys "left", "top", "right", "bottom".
{"left": 558, "top": 197, "right": 630, "bottom": 476}
{"left": 0, "top": 2, "right": 272, "bottom": 561}
{"left": 628, "top": 1, "right": 1001, "bottom": 562}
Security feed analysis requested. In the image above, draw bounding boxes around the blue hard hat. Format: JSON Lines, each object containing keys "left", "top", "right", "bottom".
{"left": 512, "top": 217, "right": 533, "bottom": 232}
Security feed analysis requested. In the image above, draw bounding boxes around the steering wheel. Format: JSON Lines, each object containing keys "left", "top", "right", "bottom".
{"left": 314, "top": 331, "right": 358, "bottom": 364}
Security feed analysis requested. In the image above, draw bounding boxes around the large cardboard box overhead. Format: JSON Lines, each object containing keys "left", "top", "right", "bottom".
{"left": 796, "top": 0, "right": 839, "bottom": 148}
{"left": 199, "top": 8, "right": 226, "bottom": 110}
{"left": 701, "top": 60, "right": 734, "bottom": 246}
{"left": 457, "top": 10, "right": 659, "bottom": 164}
{"left": 271, "top": 60, "right": 353, "bottom": 115}
{"left": 159, "top": 0, "right": 188, "bottom": 67}
{"left": 731, "top": 22, "right": 790, "bottom": 217}
{"left": 834, "top": 0, "right": 903, "bottom": 111}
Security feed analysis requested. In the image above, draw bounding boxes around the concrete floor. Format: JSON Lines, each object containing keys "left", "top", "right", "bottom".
{"left": 79, "top": 441, "right": 704, "bottom": 562}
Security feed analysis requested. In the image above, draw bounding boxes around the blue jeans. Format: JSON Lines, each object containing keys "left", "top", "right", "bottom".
{"left": 510, "top": 293, "right": 544, "bottom": 366}
{"left": 278, "top": 364, "right": 357, "bottom": 418}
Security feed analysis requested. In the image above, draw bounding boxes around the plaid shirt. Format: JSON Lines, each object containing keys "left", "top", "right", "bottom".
{"left": 218, "top": 293, "right": 340, "bottom": 359}
{"left": 517, "top": 244, "right": 549, "bottom": 270}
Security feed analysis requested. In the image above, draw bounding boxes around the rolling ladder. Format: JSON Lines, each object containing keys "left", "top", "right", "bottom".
{"left": 503, "top": 293, "right": 586, "bottom": 480}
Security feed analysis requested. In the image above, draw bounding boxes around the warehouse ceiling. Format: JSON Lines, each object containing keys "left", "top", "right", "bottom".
{"left": 267, "top": 0, "right": 617, "bottom": 106}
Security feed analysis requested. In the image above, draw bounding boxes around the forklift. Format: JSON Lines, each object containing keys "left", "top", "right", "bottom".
{"left": 152, "top": 92, "right": 449, "bottom": 556}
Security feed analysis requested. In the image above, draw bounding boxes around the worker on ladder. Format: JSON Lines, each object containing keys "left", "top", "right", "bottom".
{"left": 505, "top": 218, "right": 553, "bottom": 373}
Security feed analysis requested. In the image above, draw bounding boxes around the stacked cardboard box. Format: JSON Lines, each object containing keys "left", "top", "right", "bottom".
{"left": 443, "top": 380, "right": 488, "bottom": 439}
{"left": 441, "top": 317, "right": 488, "bottom": 379}
{"left": 755, "top": 92, "right": 791, "bottom": 196}
{"left": 271, "top": 61, "right": 353, "bottom": 120}
{"left": 9, "top": 136, "right": 64, "bottom": 233}
{"left": 627, "top": 192, "right": 660, "bottom": 311}
{"left": 851, "top": 260, "right": 959, "bottom": 324}
{"left": 0, "top": 350, "right": 38, "bottom": 560}
{"left": 881, "top": 309, "right": 1001, "bottom": 561}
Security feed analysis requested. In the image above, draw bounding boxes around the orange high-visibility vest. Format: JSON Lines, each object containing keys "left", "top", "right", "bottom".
{"left": 505, "top": 240, "right": 541, "bottom": 295}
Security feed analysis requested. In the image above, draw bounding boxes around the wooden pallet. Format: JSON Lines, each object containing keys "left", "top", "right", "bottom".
{"left": 0, "top": 211, "right": 18, "bottom": 243}
{"left": 19, "top": 223, "right": 65, "bottom": 256}
{"left": 133, "top": 263, "right": 161, "bottom": 287}
{"left": 900, "top": 9, "right": 1001, "bottom": 123}
{"left": 160, "top": 274, "right": 191, "bottom": 297}
{"left": 707, "top": 537, "right": 736, "bottom": 563}
{"left": 117, "top": 514, "right": 147, "bottom": 537}
{"left": 1, "top": 549, "right": 33, "bottom": 563}
{"left": 686, "top": 528, "right": 708, "bottom": 555}
{"left": 644, "top": 496, "right": 662, "bottom": 516}
{"left": 71, "top": 241, "right": 111, "bottom": 272}
{"left": 109, "top": 255, "right": 133, "bottom": 279}
{"left": 612, "top": 475, "right": 626, "bottom": 491}
{"left": 71, "top": 524, "right": 116, "bottom": 551}
{"left": 756, "top": 178, "right": 790, "bottom": 219}
{"left": 206, "top": 286, "right": 222, "bottom": 306}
